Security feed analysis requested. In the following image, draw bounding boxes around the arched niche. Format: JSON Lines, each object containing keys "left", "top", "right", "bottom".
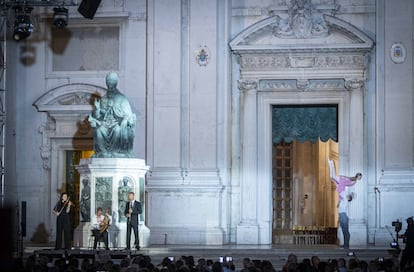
{"left": 33, "top": 83, "right": 106, "bottom": 231}
{"left": 229, "top": 6, "right": 374, "bottom": 245}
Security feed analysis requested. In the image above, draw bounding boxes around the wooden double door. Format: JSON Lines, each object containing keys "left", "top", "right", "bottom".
{"left": 272, "top": 140, "right": 338, "bottom": 244}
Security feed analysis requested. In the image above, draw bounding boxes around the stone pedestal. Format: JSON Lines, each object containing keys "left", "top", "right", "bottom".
{"left": 73, "top": 158, "right": 150, "bottom": 249}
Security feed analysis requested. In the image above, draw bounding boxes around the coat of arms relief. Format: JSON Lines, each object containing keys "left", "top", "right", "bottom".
{"left": 272, "top": 0, "right": 334, "bottom": 39}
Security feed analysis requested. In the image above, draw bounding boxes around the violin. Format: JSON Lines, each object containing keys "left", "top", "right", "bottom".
{"left": 53, "top": 196, "right": 74, "bottom": 216}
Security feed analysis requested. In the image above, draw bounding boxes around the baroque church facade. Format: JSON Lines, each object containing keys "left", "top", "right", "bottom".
{"left": 3, "top": 0, "right": 413, "bottom": 247}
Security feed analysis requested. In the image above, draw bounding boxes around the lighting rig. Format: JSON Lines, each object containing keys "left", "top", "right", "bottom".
{"left": 0, "top": 0, "right": 98, "bottom": 41}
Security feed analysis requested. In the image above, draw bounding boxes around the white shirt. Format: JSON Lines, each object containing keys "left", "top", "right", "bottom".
{"left": 338, "top": 191, "right": 349, "bottom": 214}
{"left": 90, "top": 214, "right": 112, "bottom": 230}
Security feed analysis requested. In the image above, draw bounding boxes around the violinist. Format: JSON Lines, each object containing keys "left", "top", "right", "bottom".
{"left": 91, "top": 207, "right": 111, "bottom": 250}
{"left": 52, "top": 193, "right": 73, "bottom": 250}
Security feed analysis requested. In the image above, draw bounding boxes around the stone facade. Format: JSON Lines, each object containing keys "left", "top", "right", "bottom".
{"left": 3, "top": 0, "right": 414, "bottom": 247}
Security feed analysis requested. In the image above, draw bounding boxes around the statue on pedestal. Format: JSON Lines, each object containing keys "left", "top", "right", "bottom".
{"left": 88, "top": 72, "right": 136, "bottom": 158}
{"left": 118, "top": 177, "right": 132, "bottom": 222}
{"left": 80, "top": 178, "right": 91, "bottom": 221}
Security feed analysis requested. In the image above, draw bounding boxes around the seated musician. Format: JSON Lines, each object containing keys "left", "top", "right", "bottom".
{"left": 91, "top": 207, "right": 111, "bottom": 250}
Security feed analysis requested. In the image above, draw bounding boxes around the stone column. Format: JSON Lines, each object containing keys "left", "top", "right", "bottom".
{"left": 345, "top": 78, "right": 367, "bottom": 245}
{"left": 236, "top": 79, "right": 260, "bottom": 244}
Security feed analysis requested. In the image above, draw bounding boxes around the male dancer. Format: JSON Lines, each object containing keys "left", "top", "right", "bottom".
{"left": 338, "top": 191, "right": 354, "bottom": 249}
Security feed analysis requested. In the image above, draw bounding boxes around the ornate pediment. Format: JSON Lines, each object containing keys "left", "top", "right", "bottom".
{"left": 229, "top": 3, "right": 374, "bottom": 54}
{"left": 33, "top": 83, "right": 107, "bottom": 169}
{"left": 33, "top": 83, "right": 106, "bottom": 114}
{"left": 229, "top": 1, "right": 374, "bottom": 83}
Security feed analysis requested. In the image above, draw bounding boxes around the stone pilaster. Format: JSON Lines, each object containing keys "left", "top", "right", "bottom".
{"left": 236, "top": 79, "right": 260, "bottom": 244}
{"left": 345, "top": 78, "right": 367, "bottom": 245}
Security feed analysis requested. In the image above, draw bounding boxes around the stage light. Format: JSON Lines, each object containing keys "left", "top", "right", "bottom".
{"left": 53, "top": 7, "right": 68, "bottom": 28}
{"left": 12, "top": 6, "right": 34, "bottom": 42}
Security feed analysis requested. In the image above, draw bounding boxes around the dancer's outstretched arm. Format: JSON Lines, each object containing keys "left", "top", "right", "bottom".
{"left": 328, "top": 159, "right": 338, "bottom": 183}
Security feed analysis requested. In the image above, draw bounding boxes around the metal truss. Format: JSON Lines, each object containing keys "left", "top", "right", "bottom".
{"left": 0, "top": 13, "right": 4, "bottom": 208}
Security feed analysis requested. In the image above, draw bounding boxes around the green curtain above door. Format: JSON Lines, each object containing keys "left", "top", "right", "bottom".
{"left": 272, "top": 105, "right": 338, "bottom": 144}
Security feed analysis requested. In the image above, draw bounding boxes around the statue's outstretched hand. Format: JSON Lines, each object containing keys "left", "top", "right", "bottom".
{"left": 94, "top": 98, "right": 101, "bottom": 110}
{"left": 88, "top": 115, "right": 101, "bottom": 128}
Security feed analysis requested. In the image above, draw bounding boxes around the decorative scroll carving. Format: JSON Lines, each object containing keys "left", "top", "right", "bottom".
{"left": 272, "top": 0, "right": 329, "bottom": 39}
{"left": 58, "top": 93, "right": 96, "bottom": 105}
{"left": 238, "top": 80, "right": 258, "bottom": 91}
{"left": 40, "top": 145, "right": 51, "bottom": 169}
{"left": 345, "top": 79, "right": 365, "bottom": 90}
{"left": 38, "top": 116, "right": 56, "bottom": 169}
{"left": 296, "top": 79, "right": 309, "bottom": 91}
{"left": 240, "top": 54, "right": 365, "bottom": 70}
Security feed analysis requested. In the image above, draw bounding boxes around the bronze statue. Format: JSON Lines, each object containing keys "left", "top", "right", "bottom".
{"left": 88, "top": 72, "right": 136, "bottom": 158}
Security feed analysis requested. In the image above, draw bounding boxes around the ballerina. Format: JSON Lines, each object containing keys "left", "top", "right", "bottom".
{"left": 328, "top": 159, "right": 362, "bottom": 202}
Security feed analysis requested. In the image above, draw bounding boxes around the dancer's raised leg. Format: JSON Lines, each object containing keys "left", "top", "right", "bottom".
{"left": 328, "top": 159, "right": 338, "bottom": 182}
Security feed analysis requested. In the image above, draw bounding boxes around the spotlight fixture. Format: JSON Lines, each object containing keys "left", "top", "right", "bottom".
{"left": 53, "top": 7, "right": 68, "bottom": 28}
{"left": 12, "top": 6, "right": 34, "bottom": 41}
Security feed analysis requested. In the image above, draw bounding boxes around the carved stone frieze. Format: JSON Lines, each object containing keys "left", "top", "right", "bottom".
{"left": 315, "top": 55, "right": 365, "bottom": 68}
{"left": 259, "top": 79, "right": 346, "bottom": 92}
{"left": 240, "top": 54, "right": 365, "bottom": 70}
{"left": 308, "top": 79, "right": 345, "bottom": 90}
{"left": 57, "top": 93, "right": 96, "bottom": 105}
{"left": 289, "top": 57, "right": 315, "bottom": 68}
{"left": 259, "top": 79, "right": 297, "bottom": 91}
{"left": 240, "top": 55, "right": 289, "bottom": 69}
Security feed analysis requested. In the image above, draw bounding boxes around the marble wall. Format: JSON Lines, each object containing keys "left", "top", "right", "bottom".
{"left": 3, "top": 0, "right": 414, "bottom": 247}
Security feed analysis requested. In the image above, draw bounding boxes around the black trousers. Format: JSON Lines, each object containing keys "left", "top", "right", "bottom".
{"left": 126, "top": 223, "right": 139, "bottom": 249}
{"left": 92, "top": 229, "right": 109, "bottom": 249}
{"left": 55, "top": 215, "right": 71, "bottom": 249}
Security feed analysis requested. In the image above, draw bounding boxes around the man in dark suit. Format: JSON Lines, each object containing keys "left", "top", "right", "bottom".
{"left": 400, "top": 217, "right": 414, "bottom": 271}
{"left": 124, "top": 191, "right": 142, "bottom": 250}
